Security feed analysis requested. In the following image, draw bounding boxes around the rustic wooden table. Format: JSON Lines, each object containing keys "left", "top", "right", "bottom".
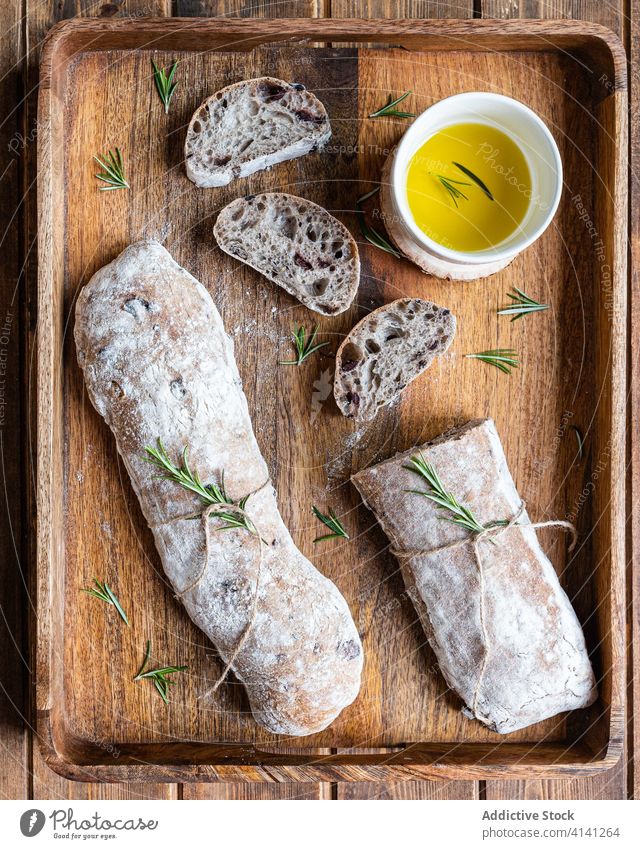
{"left": 0, "top": 0, "right": 636, "bottom": 801}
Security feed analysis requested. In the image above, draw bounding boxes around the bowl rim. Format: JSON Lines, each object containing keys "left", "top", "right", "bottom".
{"left": 389, "top": 91, "right": 564, "bottom": 265}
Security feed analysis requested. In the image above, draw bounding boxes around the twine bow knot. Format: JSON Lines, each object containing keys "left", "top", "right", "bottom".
{"left": 391, "top": 502, "right": 577, "bottom": 719}
{"left": 151, "top": 480, "right": 270, "bottom": 698}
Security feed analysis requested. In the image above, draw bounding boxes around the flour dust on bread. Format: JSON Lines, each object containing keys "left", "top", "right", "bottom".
{"left": 74, "top": 240, "right": 362, "bottom": 736}
{"left": 214, "top": 193, "right": 360, "bottom": 315}
{"left": 185, "top": 77, "right": 331, "bottom": 188}
{"left": 334, "top": 298, "right": 456, "bottom": 420}
{"left": 352, "top": 418, "right": 597, "bottom": 734}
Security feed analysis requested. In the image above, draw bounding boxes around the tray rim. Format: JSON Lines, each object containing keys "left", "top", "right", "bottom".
{"left": 35, "top": 16, "right": 627, "bottom": 783}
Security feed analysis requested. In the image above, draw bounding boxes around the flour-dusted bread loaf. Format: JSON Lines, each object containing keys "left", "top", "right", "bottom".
{"left": 74, "top": 240, "right": 363, "bottom": 736}
{"left": 352, "top": 418, "right": 597, "bottom": 734}
{"left": 214, "top": 193, "right": 360, "bottom": 315}
{"left": 185, "top": 77, "right": 331, "bottom": 188}
{"left": 334, "top": 298, "right": 455, "bottom": 420}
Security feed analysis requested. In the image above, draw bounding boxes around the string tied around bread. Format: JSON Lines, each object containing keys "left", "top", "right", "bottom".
{"left": 390, "top": 502, "right": 577, "bottom": 721}
{"left": 150, "top": 477, "right": 271, "bottom": 698}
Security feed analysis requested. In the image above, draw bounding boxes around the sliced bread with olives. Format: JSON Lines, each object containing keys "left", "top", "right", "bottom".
{"left": 334, "top": 298, "right": 456, "bottom": 420}
{"left": 214, "top": 193, "right": 360, "bottom": 315}
{"left": 185, "top": 77, "right": 331, "bottom": 188}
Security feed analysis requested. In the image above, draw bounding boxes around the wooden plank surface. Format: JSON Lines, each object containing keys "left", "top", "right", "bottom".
{"left": 175, "top": 1, "right": 321, "bottom": 16}
{"left": 629, "top": 0, "right": 639, "bottom": 803}
{"left": 326, "top": 3, "right": 472, "bottom": 813}
{"left": 332, "top": 1, "right": 473, "bottom": 19}
{"left": 23, "top": 0, "right": 177, "bottom": 803}
{"left": 37, "top": 22, "right": 622, "bottom": 783}
{"left": 124, "top": 0, "right": 331, "bottom": 804}
{"left": 483, "top": 755, "right": 626, "bottom": 801}
{"left": 478, "top": 0, "right": 628, "bottom": 804}
{"left": 333, "top": 0, "right": 627, "bottom": 812}
{"left": 479, "top": 1, "right": 623, "bottom": 38}
{"left": 0, "top": 0, "right": 29, "bottom": 802}
{"left": 0, "top": 0, "right": 631, "bottom": 801}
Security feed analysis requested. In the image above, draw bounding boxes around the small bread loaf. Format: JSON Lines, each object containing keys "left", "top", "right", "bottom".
{"left": 185, "top": 77, "right": 331, "bottom": 188}
{"left": 334, "top": 298, "right": 456, "bottom": 420}
{"left": 74, "top": 240, "right": 363, "bottom": 736}
{"left": 352, "top": 418, "right": 597, "bottom": 734}
{"left": 214, "top": 193, "right": 360, "bottom": 315}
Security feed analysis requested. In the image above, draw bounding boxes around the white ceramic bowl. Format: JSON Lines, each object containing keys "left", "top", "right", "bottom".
{"left": 389, "top": 92, "right": 563, "bottom": 267}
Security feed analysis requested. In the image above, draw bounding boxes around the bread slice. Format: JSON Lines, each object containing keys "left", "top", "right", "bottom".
{"left": 334, "top": 298, "right": 456, "bottom": 420}
{"left": 185, "top": 77, "right": 331, "bottom": 188}
{"left": 214, "top": 193, "right": 360, "bottom": 315}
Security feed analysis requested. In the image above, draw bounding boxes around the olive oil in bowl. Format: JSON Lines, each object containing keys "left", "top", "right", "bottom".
{"left": 405, "top": 122, "right": 532, "bottom": 254}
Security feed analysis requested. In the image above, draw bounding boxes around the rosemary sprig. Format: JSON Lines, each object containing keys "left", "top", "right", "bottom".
{"left": 280, "top": 325, "right": 328, "bottom": 366}
{"left": 369, "top": 90, "right": 416, "bottom": 119}
{"left": 497, "top": 286, "right": 550, "bottom": 321}
{"left": 81, "top": 578, "right": 129, "bottom": 625}
{"left": 152, "top": 59, "right": 179, "bottom": 114}
{"left": 133, "top": 640, "right": 187, "bottom": 705}
{"left": 143, "top": 440, "right": 257, "bottom": 535}
{"left": 404, "top": 453, "right": 507, "bottom": 536}
{"left": 431, "top": 173, "right": 471, "bottom": 208}
{"left": 571, "top": 426, "right": 585, "bottom": 460}
{"left": 465, "top": 348, "right": 520, "bottom": 375}
{"left": 355, "top": 187, "right": 402, "bottom": 258}
{"left": 94, "top": 148, "right": 129, "bottom": 191}
{"left": 312, "top": 506, "right": 350, "bottom": 543}
{"left": 452, "top": 161, "right": 494, "bottom": 201}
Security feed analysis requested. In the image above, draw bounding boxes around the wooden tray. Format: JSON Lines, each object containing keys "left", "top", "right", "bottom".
{"left": 36, "top": 17, "right": 627, "bottom": 783}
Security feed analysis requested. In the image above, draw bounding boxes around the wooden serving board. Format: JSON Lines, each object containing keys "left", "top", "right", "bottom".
{"left": 37, "top": 18, "right": 626, "bottom": 782}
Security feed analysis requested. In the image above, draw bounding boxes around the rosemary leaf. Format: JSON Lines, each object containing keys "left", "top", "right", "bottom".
{"left": 431, "top": 173, "right": 471, "bottom": 208}
{"left": 571, "top": 426, "right": 585, "bottom": 460}
{"left": 404, "top": 454, "right": 508, "bottom": 536}
{"left": 497, "top": 287, "right": 550, "bottom": 321}
{"left": 369, "top": 90, "right": 416, "bottom": 119}
{"left": 154, "top": 678, "right": 169, "bottom": 703}
{"left": 94, "top": 148, "right": 129, "bottom": 191}
{"left": 143, "top": 440, "right": 258, "bottom": 536}
{"left": 152, "top": 59, "right": 179, "bottom": 114}
{"left": 355, "top": 187, "right": 402, "bottom": 258}
{"left": 280, "top": 325, "right": 328, "bottom": 366}
{"left": 452, "top": 161, "right": 494, "bottom": 201}
{"left": 133, "top": 640, "right": 187, "bottom": 705}
{"left": 465, "top": 348, "right": 520, "bottom": 375}
{"left": 312, "top": 506, "right": 350, "bottom": 543}
{"left": 81, "top": 578, "right": 129, "bottom": 625}
{"left": 135, "top": 638, "right": 152, "bottom": 678}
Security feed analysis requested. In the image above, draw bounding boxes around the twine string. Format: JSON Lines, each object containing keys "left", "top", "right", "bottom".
{"left": 391, "top": 502, "right": 577, "bottom": 720}
{"left": 150, "top": 479, "right": 270, "bottom": 697}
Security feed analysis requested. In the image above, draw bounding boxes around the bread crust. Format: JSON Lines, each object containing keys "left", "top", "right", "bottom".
{"left": 352, "top": 418, "right": 597, "bottom": 734}
{"left": 74, "top": 240, "right": 362, "bottom": 736}
{"left": 214, "top": 192, "right": 360, "bottom": 315}
{"left": 333, "top": 298, "right": 456, "bottom": 420}
{"left": 185, "top": 77, "right": 331, "bottom": 188}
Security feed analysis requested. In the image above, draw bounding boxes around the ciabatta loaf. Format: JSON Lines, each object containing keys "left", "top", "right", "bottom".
{"left": 214, "top": 193, "right": 360, "bottom": 315}
{"left": 352, "top": 418, "right": 596, "bottom": 734}
{"left": 334, "top": 298, "right": 455, "bottom": 420}
{"left": 185, "top": 77, "right": 331, "bottom": 188}
{"left": 74, "top": 240, "right": 363, "bottom": 736}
